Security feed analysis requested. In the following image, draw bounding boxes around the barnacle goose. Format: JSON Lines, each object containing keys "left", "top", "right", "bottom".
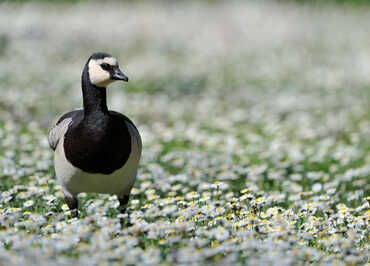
{"left": 48, "top": 52, "right": 142, "bottom": 218}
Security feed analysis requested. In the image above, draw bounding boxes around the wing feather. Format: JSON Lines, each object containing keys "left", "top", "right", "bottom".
{"left": 48, "top": 109, "right": 82, "bottom": 150}
{"left": 48, "top": 118, "right": 72, "bottom": 150}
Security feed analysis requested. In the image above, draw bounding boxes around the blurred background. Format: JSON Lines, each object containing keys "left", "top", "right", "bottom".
{"left": 0, "top": 2, "right": 369, "bottom": 263}
{"left": 0, "top": 0, "right": 369, "bottom": 143}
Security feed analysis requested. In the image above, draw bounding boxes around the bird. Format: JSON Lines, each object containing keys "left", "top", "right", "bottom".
{"left": 48, "top": 52, "right": 142, "bottom": 218}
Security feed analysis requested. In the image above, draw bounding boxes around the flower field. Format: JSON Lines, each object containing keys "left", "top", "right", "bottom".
{"left": 0, "top": 1, "right": 369, "bottom": 265}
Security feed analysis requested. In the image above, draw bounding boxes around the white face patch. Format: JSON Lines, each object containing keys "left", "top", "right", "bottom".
{"left": 88, "top": 57, "right": 118, "bottom": 87}
{"left": 101, "top": 57, "right": 117, "bottom": 66}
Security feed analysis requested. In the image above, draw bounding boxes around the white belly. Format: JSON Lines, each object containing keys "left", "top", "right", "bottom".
{"left": 54, "top": 122, "right": 141, "bottom": 197}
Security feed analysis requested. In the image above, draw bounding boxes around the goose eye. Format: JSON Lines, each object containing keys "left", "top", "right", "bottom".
{"left": 100, "top": 63, "right": 110, "bottom": 70}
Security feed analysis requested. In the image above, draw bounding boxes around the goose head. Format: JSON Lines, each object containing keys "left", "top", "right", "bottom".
{"left": 86, "top": 52, "right": 128, "bottom": 88}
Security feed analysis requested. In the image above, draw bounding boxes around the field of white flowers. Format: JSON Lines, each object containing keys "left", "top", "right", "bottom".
{"left": 0, "top": 1, "right": 369, "bottom": 265}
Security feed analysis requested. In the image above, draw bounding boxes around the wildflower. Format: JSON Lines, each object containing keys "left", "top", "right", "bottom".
{"left": 23, "top": 200, "right": 34, "bottom": 208}
{"left": 312, "top": 183, "right": 322, "bottom": 193}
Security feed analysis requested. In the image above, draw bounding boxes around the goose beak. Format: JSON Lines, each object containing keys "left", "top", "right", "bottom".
{"left": 112, "top": 67, "right": 129, "bottom": 82}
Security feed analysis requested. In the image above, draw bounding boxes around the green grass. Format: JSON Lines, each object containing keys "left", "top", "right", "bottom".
{"left": 0, "top": 1, "right": 369, "bottom": 265}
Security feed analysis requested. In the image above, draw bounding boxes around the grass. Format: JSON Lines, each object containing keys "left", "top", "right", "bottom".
{"left": 0, "top": 1, "right": 369, "bottom": 265}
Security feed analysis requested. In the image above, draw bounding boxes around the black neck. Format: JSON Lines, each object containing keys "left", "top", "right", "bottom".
{"left": 81, "top": 63, "right": 109, "bottom": 116}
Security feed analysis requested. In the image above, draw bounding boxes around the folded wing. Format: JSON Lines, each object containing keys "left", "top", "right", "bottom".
{"left": 48, "top": 110, "right": 83, "bottom": 150}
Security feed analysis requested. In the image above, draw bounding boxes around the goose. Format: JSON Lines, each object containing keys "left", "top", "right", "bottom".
{"left": 48, "top": 52, "right": 142, "bottom": 218}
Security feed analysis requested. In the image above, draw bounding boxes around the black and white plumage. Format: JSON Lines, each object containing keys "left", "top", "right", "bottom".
{"left": 48, "top": 52, "right": 141, "bottom": 218}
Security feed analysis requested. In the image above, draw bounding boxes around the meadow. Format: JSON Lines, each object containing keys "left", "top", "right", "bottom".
{"left": 0, "top": 1, "right": 369, "bottom": 265}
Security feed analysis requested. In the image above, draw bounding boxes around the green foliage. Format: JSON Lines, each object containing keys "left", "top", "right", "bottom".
{"left": 0, "top": 1, "right": 369, "bottom": 265}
